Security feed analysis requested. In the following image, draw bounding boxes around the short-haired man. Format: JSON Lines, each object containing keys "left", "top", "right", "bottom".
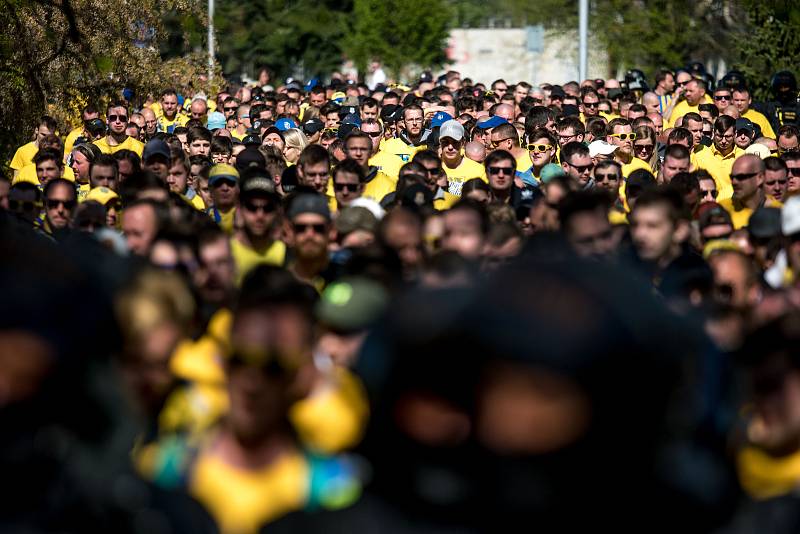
{"left": 653, "top": 69, "right": 675, "bottom": 114}
{"left": 140, "top": 107, "right": 158, "bottom": 140}
{"left": 607, "top": 118, "right": 651, "bottom": 178}
{"left": 764, "top": 156, "right": 789, "bottom": 202}
{"left": 490, "top": 122, "right": 530, "bottom": 172}
{"left": 230, "top": 171, "right": 286, "bottom": 284}
{"left": 630, "top": 187, "right": 706, "bottom": 296}
{"left": 735, "top": 118, "right": 756, "bottom": 150}
{"left": 719, "top": 154, "right": 777, "bottom": 229}
{"left": 166, "top": 154, "right": 205, "bottom": 210}
{"left": 156, "top": 88, "right": 189, "bottom": 133}
{"left": 190, "top": 98, "right": 208, "bottom": 124}
{"left": 437, "top": 120, "right": 487, "bottom": 196}
{"left": 122, "top": 199, "right": 161, "bottom": 256}
{"left": 206, "top": 163, "right": 240, "bottom": 234}
{"left": 64, "top": 105, "right": 101, "bottom": 156}
{"left": 94, "top": 102, "right": 145, "bottom": 157}
{"left": 667, "top": 78, "right": 709, "bottom": 128}
{"left": 344, "top": 131, "right": 396, "bottom": 202}
{"left": 558, "top": 190, "right": 616, "bottom": 259}
{"left": 658, "top": 144, "right": 691, "bottom": 184}
{"left": 694, "top": 115, "right": 743, "bottom": 201}
{"left": 381, "top": 105, "right": 429, "bottom": 164}
{"left": 332, "top": 158, "right": 365, "bottom": 209}
{"left": 187, "top": 126, "right": 213, "bottom": 157}
{"left": 33, "top": 148, "right": 65, "bottom": 186}
{"left": 89, "top": 153, "right": 119, "bottom": 191}
{"left": 297, "top": 144, "right": 331, "bottom": 198}
{"left": 361, "top": 119, "right": 403, "bottom": 180}
{"left": 782, "top": 152, "right": 800, "bottom": 195}
{"left": 560, "top": 141, "right": 594, "bottom": 189}
{"left": 682, "top": 112, "right": 705, "bottom": 150}
{"left": 43, "top": 178, "right": 77, "bottom": 236}
{"left": 442, "top": 199, "right": 489, "bottom": 261}
{"left": 285, "top": 193, "right": 334, "bottom": 288}
{"left": 10, "top": 115, "right": 58, "bottom": 177}
{"left": 142, "top": 139, "right": 171, "bottom": 181}
{"left": 778, "top": 124, "right": 800, "bottom": 155}
{"left": 484, "top": 149, "right": 536, "bottom": 208}
{"left": 732, "top": 87, "right": 776, "bottom": 139}
{"left": 8, "top": 182, "right": 42, "bottom": 227}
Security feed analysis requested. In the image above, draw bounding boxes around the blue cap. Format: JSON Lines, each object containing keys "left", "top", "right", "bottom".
{"left": 476, "top": 115, "right": 508, "bottom": 130}
{"left": 142, "top": 139, "right": 170, "bottom": 162}
{"left": 341, "top": 113, "right": 362, "bottom": 128}
{"left": 275, "top": 117, "right": 298, "bottom": 131}
{"left": 122, "top": 88, "right": 134, "bottom": 101}
{"left": 177, "top": 94, "right": 185, "bottom": 107}
{"left": 206, "top": 111, "right": 226, "bottom": 130}
{"left": 430, "top": 111, "right": 453, "bottom": 128}
{"left": 304, "top": 78, "right": 320, "bottom": 92}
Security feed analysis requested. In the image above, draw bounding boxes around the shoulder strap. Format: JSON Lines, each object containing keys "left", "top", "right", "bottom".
{"left": 305, "top": 453, "right": 362, "bottom": 512}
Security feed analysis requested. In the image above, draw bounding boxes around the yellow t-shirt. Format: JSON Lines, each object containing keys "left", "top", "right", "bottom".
{"left": 666, "top": 94, "right": 713, "bottom": 128}
{"left": 63, "top": 127, "right": 85, "bottom": 158}
{"left": 13, "top": 164, "right": 75, "bottom": 185}
{"left": 515, "top": 152, "right": 533, "bottom": 173}
{"left": 738, "top": 445, "right": 800, "bottom": 500}
{"left": 157, "top": 113, "right": 190, "bottom": 134}
{"left": 208, "top": 206, "right": 237, "bottom": 234}
{"left": 369, "top": 151, "right": 403, "bottom": 181}
{"left": 718, "top": 196, "right": 783, "bottom": 230}
{"left": 443, "top": 156, "right": 487, "bottom": 196}
{"left": 230, "top": 236, "right": 287, "bottom": 285}
{"left": 191, "top": 447, "right": 309, "bottom": 534}
{"left": 618, "top": 156, "right": 653, "bottom": 208}
{"left": 380, "top": 137, "right": 425, "bottom": 163}
{"left": 93, "top": 136, "right": 145, "bottom": 157}
{"left": 10, "top": 141, "right": 39, "bottom": 171}
{"left": 743, "top": 109, "right": 776, "bottom": 140}
{"left": 362, "top": 170, "right": 397, "bottom": 203}
{"left": 231, "top": 129, "right": 247, "bottom": 141}
{"left": 693, "top": 145, "right": 744, "bottom": 201}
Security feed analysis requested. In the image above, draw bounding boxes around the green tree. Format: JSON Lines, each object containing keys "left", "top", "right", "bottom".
{"left": 732, "top": 0, "right": 800, "bottom": 101}
{"left": 0, "top": 0, "right": 210, "bottom": 163}
{"left": 342, "top": 0, "right": 453, "bottom": 79}
{"left": 214, "top": 0, "right": 350, "bottom": 80}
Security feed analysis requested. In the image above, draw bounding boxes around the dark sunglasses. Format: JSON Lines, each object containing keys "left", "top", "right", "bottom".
{"left": 108, "top": 115, "right": 128, "bottom": 123}
{"left": 224, "top": 106, "right": 238, "bottom": 112}
{"left": 333, "top": 182, "right": 360, "bottom": 192}
{"left": 293, "top": 222, "right": 327, "bottom": 234}
{"left": 730, "top": 171, "right": 759, "bottom": 181}
{"left": 582, "top": 101, "right": 599, "bottom": 108}
{"left": 364, "top": 131, "right": 382, "bottom": 138}
{"left": 45, "top": 199, "right": 77, "bottom": 210}
{"left": 566, "top": 161, "right": 594, "bottom": 173}
{"left": 789, "top": 168, "right": 800, "bottom": 177}
{"left": 713, "top": 95, "right": 731, "bottom": 101}
{"left": 243, "top": 201, "right": 276, "bottom": 214}
{"left": 701, "top": 189, "right": 719, "bottom": 198}
{"left": 426, "top": 167, "right": 443, "bottom": 176}
{"left": 487, "top": 166, "right": 514, "bottom": 175}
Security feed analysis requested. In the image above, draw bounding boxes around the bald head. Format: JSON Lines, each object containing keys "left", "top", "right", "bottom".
{"left": 722, "top": 105, "right": 740, "bottom": 119}
{"left": 495, "top": 104, "right": 515, "bottom": 122}
{"left": 642, "top": 92, "right": 660, "bottom": 115}
{"left": 733, "top": 153, "right": 766, "bottom": 174}
{"left": 465, "top": 141, "right": 487, "bottom": 163}
{"left": 605, "top": 79, "right": 621, "bottom": 90}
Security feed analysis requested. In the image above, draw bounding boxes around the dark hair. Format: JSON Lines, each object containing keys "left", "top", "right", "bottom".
{"left": 461, "top": 178, "right": 491, "bottom": 196}
{"left": 412, "top": 150, "right": 441, "bottom": 168}
{"left": 210, "top": 136, "right": 233, "bottom": 156}
{"left": 90, "top": 153, "right": 119, "bottom": 178}
{"left": 714, "top": 115, "right": 736, "bottom": 135}
{"left": 670, "top": 172, "right": 700, "bottom": 197}
{"left": 560, "top": 141, "right": 590, "bottom": 163}
{"left": 698, "top": 104, "right": 719, "bottom": 119}
{"left": 667, "top": 128, "right": 693, "bottom": 146}
{"left": 38, "top": 115, "right": 58, "bottom": 133}
{"left": 484, "top": 149, "right": 515, "bottom": 169}
{"left": 333, "top": 158, "right": 366, "bottom": 183}
{"left": 33, "top": 148, "right": 63, "bottom": 167}
{"left": 525, "top": 106, "right": 556, "bottom": 136}
{"left": 449, "top": 198, "right": 490, "bottom": 236}
{"left": 558, "top": 190, "right": 611, "bottom": 229}
{"left": 633, "top": 186, "right": 689, "bottom": 223}
{"left": 765, "top": 156, "right": 788, "bottom": 172}
{"left": 43, "top": 178, "right": 77, "bottom": 199}
{"left": 664, "top": 144, "right": 691, "bottom": 162}
{"left": 526, "top": 127, "right": 557, "bottom": 146}
{"left": 586, "top": 117, "right": 608, "bottom": 139}
{"left": 187, "top": 126, "right": 212, "bottom": 145}
{"left": 298, "top": 144, "right": 330, "bottom": 169}
{"left": 556, "top": 116, "right": 586, "bottom": 135}
{"left": 114, "top": 149, "right": 141, "bottom": 173}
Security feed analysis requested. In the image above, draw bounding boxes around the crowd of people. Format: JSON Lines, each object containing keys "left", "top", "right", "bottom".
{"left": 5, "top": 63, "right": 800, "bottom": 533}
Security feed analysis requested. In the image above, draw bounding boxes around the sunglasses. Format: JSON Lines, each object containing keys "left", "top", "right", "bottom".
{"left": 730, "top": 171, "right": 759, "bottom": 181}
{"left": 9, "top": 199, "right": 41, "bottom": 212}
{"left": 106, "top": 201, "right": 121, "bottom": 211}
{"left": 333, "top": 182, "right": 360, "bottom": 192}
{"left": 701, "top": 189, "right": 719, "bottom": 198}
{"left": 487, "top": 166, "right": 514, "bottom": 175}
{"left": 789, "top": 168, "right": 800, "bottom": 177}
{"left": 713, "top": 95, "right": 731, "bottom": 101}
{"left": 582, "top": 101, "right": 599, "bottom": 108}
{"left": 426, "top": 167, "right": 443, "bottom": 176}
{"left": 595, "top": 173, "right": 619, "bottom": 182}
{"left": 634, "top": 143, "right": 654, "bottom": 150}
{"left": 212, "top": 178, "right": 237, "bottom": 187}
{"left": 45, "top": 199, "right": 77, "bottom": 210}
{"left": 224, "top": 106, "right": 238, "bottom": 112}
{"left": 364, "top": 131, "right": 382, "bottom": 138}
{"left": 243, "top": 201, "right": 276, "bottom": 214}
{"left": 491, "top": 138, "right": 513, "bottom": 148}
{"left": 526, "top": 143, "right": 553, "bottom": 152}
{"left": 610, "top": 133, "right": 637, "bottom": 141}
{"left": 108, "top": 115, "right": 128, "bottom": 123}
{"left": 565, "top": 160, "right": 594, "bottom": 173}
{"left": 293, "top": 222, "right": 327, "bottom": 234}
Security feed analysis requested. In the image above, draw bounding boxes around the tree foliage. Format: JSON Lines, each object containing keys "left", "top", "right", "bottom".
{"left": 214, "top": 0, "right": 351, "bottom": 81}
{"left": 0, "top": 0, "right": 212, "bottom": 163}
{"left": 732, "top": 0, "right": 800, "bottom": 101}
{"left": 342, "top": 0, "right": 453, "bottom": 78}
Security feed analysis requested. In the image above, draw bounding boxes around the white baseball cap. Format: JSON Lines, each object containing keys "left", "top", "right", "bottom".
{"left": 588, "top": 140, "right": 618, "bottom": 158}
{"left": 439, "top": 119, "right": 465, "bottom": 142}
{"left": 782, "top": 195, "right": 800, "bottom": 236}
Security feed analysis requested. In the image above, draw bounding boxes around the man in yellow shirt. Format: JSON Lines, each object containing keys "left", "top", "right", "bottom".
{"left": 438, "top": 119, "right": 486, "bottom": 196}
{"left": 166, "top": 154, "right": 205, "bottom": 211}
{"left": 361, "top": 119, "right": 403, "bottom": 180}
{"left": 93, "top": 102, "right": 145, "bottom": 157}
{"left": 380, "top": 104, "right": 428, "bottom": 163}
{"left": 10, "top": 115, "right": 58, "bottom": 177}
{"left": 719, "top": 154, "right": 781, "bottom": 229}
{"left": 63, "top": 105, "right": 101, "bottom": 157}
{"left": 231, "top": 171, "right": 286, "bottom": 285}
{"left": 606, "top": 118, "right": 651, "bottom": 177}
{"left": 156, "top": 88, "right": 189, "bottom": 133}
{"left": 207, "top": 164, "right": 240, "bottom": 234}
{"left": 694, "top": 115, "right": 744, "bottom": 201}
{"left": 231, "top": 104, "right": 252, "bottom": 141}
{"left": 733, "top": 87, "right": 777, "bottom": 139}
{"left": 344, "top": 131, "right": 395, "bottom": 203}
{"left": 666, "top": 78, "right": 711, "bottom": 128}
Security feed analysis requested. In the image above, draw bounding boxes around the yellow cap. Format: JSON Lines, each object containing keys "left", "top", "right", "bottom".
{"left": 85, "top": 186, "right": 119, "bottom": 205}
